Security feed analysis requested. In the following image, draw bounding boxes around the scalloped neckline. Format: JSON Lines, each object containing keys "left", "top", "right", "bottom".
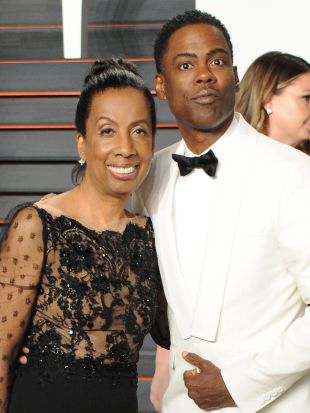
{"left": 33, "top": 204, "right": 148, "bottom": 236}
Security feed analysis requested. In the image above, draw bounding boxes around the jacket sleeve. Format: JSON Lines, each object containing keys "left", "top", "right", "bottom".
{"left": 0, "top": 206, "right": 44, "bottom": 413}
{"left": 221, "top": 157, "right": 310, "bottom": 413}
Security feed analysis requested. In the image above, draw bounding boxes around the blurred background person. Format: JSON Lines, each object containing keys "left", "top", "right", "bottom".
{"left": 236, "top": 51, "right": 310, "bottom": 154}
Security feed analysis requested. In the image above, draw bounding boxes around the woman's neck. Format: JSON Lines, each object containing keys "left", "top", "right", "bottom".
{"left": 71, "top": 181, "right": 129, "bottom": 227}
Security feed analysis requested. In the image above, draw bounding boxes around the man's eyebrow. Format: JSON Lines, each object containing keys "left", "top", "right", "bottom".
{"left": 173, "top": 52, "right": 197, "bottom": 60}
{"left": 207, "top": 48, "right": 229, "bottom": 57}
{"left": 173, "top": 48, "right": 229, "bottom": 60}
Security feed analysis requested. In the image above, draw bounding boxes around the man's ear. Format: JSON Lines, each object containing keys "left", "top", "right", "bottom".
{"left": 155, "top": 73, "right": 167, "bottom": 100}
{"left": 76, "top": 133, "right": 86, "bottom": 160}
{"left": 233, "top": 66, "right": 240, "bottom": 91}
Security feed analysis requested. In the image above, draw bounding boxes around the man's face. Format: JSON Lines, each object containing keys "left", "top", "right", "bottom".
{"left": 155, "top": 23, "right": 238, "bottom": 135}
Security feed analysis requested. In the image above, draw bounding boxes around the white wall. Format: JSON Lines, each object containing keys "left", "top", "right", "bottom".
{"left": 196, "top": 0, "right": 310, "bottom": 79}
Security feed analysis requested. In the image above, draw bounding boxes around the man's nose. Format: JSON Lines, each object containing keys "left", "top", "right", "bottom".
{"left": 195, "top": 64, "right": 216, "bottom": 84}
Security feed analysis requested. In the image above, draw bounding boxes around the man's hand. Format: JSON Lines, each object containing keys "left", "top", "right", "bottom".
{"left": 182, "top": 352, "right": 236, "bottom": 411}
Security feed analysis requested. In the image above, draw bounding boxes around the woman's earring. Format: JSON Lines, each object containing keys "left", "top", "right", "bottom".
{"left": 265, "top": 107, "right": 273, "bottom": 115}
{"left": 78, "top": 159, "right": 86, "bottom": 166}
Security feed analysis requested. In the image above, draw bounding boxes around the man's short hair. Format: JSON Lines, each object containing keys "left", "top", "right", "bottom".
{"left": 154, "top": 9, "right": 233, "bottom": 73}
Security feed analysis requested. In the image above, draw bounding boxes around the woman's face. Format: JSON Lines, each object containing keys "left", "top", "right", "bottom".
{"left": 77, "top": 87, "right": 154, "bottom": 198}
{"left": 265, "top": 72, "right": 310, "bottom": 147}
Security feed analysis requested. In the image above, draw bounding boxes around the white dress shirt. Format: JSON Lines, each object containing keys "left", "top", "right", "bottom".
{"left": 173, "top": 116, "right": 238, "bottom": 306}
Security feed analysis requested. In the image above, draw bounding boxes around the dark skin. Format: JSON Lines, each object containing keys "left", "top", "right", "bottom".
{"left": 155, "top": 23, "right": 239, "bottom": 154}
{"left": 155, "top": 23, "right": 239, "bottom": 410}
{"left": 182, "top": 352, "right": 235, "bottom": 410}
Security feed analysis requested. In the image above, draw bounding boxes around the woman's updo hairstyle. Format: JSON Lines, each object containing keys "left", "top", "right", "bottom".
{"left": 72, "top": 57, "right": 156, "bottom": 184}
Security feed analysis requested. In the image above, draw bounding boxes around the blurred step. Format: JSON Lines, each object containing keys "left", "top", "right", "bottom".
{"left": 0, "top": 195, "right": 43, "bottom": 222}
{"left": 0, "top": 60, "right": 156, "bottom": 92}
{"left": 0, "top": 163, "right": 74, "bottom": 194}
{"left": 0, "top": 96, "right": 176, "bottom": 125}
{"left": 137, "top": 380, "right": 155, "bottom": 413}
{"left": 0, "top": 26, "right": 161, "bottom": 60}
{"left": 0, "top": 0, "right": 62, "bottom": 25}
{"left": 138, "top": 334, "right": 156, "bottom": 377}
{"left": 0, "top": 130, "right": 77, "bottom": 160}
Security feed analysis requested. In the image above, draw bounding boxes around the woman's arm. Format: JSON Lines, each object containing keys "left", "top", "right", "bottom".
{"left": 0, "top": 207, "right": 44, "bottom": 412}
{"left": 150, "top": 345, "right": 170, "bottom": 413}
{"left": 149, "top": 273, "right": 170, "bottom": 412}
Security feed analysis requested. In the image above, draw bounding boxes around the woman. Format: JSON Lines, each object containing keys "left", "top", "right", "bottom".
{"left": 236, "top": 51, "right": 310, "bottom": 153}
{"left": 0, "top": 58, "right": 169, "bottom": 413}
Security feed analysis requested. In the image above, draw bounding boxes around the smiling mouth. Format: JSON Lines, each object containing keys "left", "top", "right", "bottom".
{"left": 108, "top": 165, "right": 137, "bottom": 175}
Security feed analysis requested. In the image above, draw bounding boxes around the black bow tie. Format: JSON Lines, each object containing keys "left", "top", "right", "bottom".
{"left": 172, "top": 150, "right": 218, "bottom": 177}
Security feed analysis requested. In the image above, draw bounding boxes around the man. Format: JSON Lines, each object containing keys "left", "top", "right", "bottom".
{"left": 133, "top": 9, "right": 310, "bottom": 413}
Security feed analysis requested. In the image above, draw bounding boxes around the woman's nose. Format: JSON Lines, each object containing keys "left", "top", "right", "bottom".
{"left": 115, "top": 134, "right": 136, "bottom": 157}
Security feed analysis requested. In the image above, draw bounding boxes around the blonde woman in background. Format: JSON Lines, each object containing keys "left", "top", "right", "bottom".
{"left": 236, "top": 51, "right": 310, "bottom": 154}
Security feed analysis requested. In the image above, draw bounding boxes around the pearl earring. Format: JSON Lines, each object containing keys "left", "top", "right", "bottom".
{"left": 265, "top": 107, "right": 273, "bottom": 115}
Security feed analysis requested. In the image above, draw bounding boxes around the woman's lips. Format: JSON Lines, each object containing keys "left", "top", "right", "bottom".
{"left": 107, "top": 164, "right": 139, "bottom": 180}
{"left": 108, "top": 165, "right": 136, "bottom": 175}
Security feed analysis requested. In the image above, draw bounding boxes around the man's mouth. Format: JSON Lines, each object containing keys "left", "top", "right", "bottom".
{"left": 191, "top": 89, "right": 220, "bottom": 104}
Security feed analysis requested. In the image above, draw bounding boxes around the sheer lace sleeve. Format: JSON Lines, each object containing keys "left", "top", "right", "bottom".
{"left": 150, "top": 276, "right": 170, "bottom": 350}
{"left": 0, "top": 206, "right": 44, "bottom": 412}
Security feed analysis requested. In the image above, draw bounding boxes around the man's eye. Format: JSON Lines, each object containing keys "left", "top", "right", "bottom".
{"left": 211, "top": 58, "right": 224, "bottom": 66}
{"left": 179, "top": 62, "right": 193, "bottom": 71}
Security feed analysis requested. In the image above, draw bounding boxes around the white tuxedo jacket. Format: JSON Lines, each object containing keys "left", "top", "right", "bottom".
{"left": 133, "top": 115, "right": 310, "bottom": 413}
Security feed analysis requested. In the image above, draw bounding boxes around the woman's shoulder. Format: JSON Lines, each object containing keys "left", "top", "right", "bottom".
{"left": 0, "top": 202, "right": 45, "bottom": 246}
{"left": 5, "top": 202, "right": 42, "bottom": 227}
{"left": 5, "top": 195, "right": 60, "bottom": 228}
{"left": 127, "top": 212, "right": 152, "bottom": 229}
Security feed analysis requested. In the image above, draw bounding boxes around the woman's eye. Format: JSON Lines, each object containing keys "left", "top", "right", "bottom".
{"left": 133, "top": 127, "right": 147, "bottom": 135}
{"left": 303, "top": 95, "right": 310, "bottom": 102}
{"left": 100, "top": 127, "right": 113, "bottom": 135}
{"left": 179, "top": 62, "right": 193, "bottom": 71}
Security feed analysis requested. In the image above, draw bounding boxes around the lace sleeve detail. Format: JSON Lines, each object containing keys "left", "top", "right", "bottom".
{"left": 0, "top": 206, "right": 44, "bottom": 412}
{"left": 150, "top": 273, "right": 170, "bottom": 350}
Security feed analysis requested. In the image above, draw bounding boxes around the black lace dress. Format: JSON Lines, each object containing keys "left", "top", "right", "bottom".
{"left": 0, "top": 204, "right": 169, "bottom": 413}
